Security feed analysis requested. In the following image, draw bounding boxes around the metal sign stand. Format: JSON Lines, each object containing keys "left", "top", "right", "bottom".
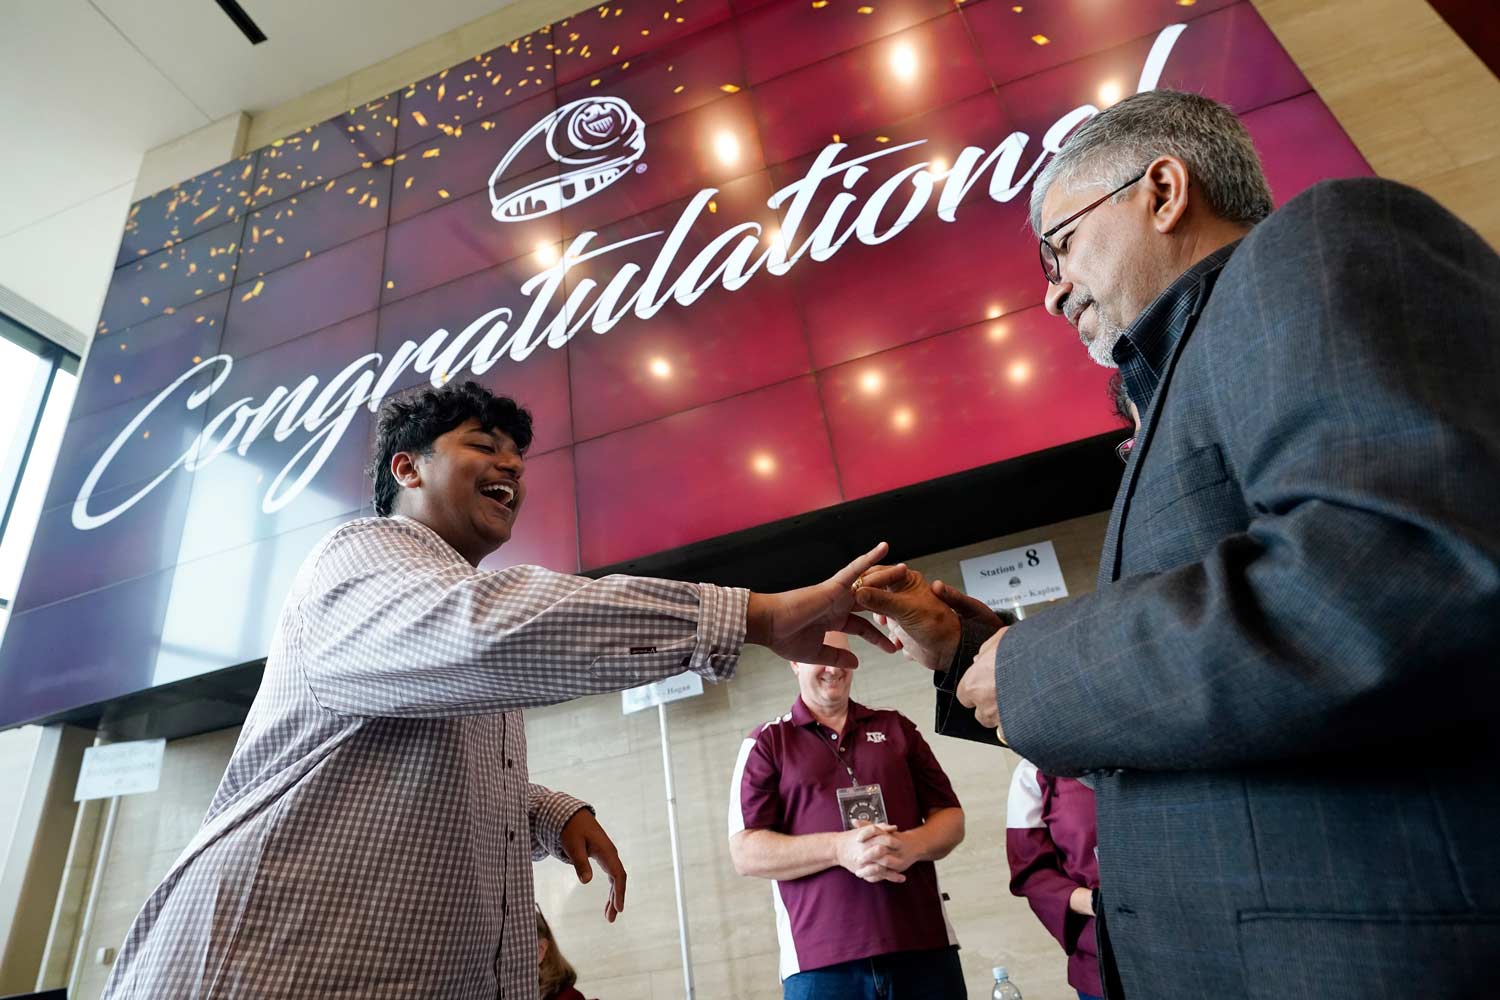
{"left": 658, "top": 701, "right": 695, "bottom": 999}
{"left": 66, "top": 795, "right": 119, "bottom": 997}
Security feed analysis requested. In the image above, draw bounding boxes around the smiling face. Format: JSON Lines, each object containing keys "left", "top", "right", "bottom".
{"left": 1040, "top": 176, "right": 1158, "bottom": 368}
{"left": 390, "top": 418, "right": 526, "bottom": 565}
{"left": 791, "top": 632, "right": 854, "bottom": 715}
{"left": 1037, "top": 153, "right": 1233, "bottom": 371}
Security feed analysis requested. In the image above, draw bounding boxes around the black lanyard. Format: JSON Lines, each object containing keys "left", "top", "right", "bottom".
{"left": 816, "top": 723, "right": 859, "bottom": 787}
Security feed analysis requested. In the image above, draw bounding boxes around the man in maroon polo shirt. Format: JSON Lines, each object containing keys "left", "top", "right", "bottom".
{"left": 728, "top": 632, "right": 968, "bottom": 999}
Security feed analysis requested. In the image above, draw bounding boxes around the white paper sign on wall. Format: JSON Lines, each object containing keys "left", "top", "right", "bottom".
{"left": 622, "top": 671, "right": 704, "bottom": 715}
{"left": 959, "top": 540, "right": 1069, "bottom": 612}
{"left": 74, "top": 738, "right": 166, "bottom": 801}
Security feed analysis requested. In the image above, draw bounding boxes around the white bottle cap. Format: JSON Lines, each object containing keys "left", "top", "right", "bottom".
{"left": 993, "top": 966, "right": 1008, "bottom": 981}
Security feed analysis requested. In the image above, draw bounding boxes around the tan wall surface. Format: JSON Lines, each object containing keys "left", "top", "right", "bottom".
{"left": 0, "top": 728, "right": 42, "bottom": 883}
{"left": 65, "top": 728, "right": 240, "bottom": 1000}
{"left": 0, "top": 725, "right": 87, "bottom": 994}
{"left": 1256, "top": 0, "right": 1500, "bottom": 246}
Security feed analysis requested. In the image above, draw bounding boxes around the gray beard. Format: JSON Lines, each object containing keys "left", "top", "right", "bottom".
{"left": 1081, "top": 320, "right": 1125, "bottom": 368}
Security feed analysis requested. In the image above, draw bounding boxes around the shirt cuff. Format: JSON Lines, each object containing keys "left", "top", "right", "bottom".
{"left": 932, "top": 617, "right": 1010, "bottom": 746}
{"left": 936, "top": 617, "right": 1001, "bottom": 685}
{"left": 689, "top": 584, "right": 749, "bottom": 681}
{"left": 532, "top": 790, "right": 591, "bottom": 863}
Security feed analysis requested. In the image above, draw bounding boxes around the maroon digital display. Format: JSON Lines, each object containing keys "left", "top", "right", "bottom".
{"left": 0, "top": 0, "right": 1372, "bottom": 728}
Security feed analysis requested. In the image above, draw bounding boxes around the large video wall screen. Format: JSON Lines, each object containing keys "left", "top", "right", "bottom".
{"left": 0, "top": 0, "right": 1371, "bottom": 727}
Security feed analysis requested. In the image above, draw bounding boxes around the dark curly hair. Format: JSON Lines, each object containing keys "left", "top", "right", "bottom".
{"left": 368, "top": 380, "right": 533, "bottom": 517}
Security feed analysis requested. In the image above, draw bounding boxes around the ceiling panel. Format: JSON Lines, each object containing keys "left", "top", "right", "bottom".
{"left": 92, "top": 0, "right": 527, "bottom": 121}
{"left": 0, "top": 0, "right": 535, "bottom": 337}
{"left": 0, "top": 0, "right": 208, "bottom": 236}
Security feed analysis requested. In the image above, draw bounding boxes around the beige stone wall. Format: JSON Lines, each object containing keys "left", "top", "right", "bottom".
{"left": 63, "top": 728, "right": 241, "bottom": 999}
{"left": 0, "top": 728, "right": 43, "bottom": 882}
{"left": 1255, "top": 0, "right": 1500, "bottom": 247}
{"left": 0, "top": 725, "right": 86, "bottom": 995}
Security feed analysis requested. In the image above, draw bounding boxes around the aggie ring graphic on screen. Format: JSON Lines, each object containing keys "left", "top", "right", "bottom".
{"left": 489, "top": 97, "right": 647, "bottom": 221}
{"left": 67, "top": 24, "right": 1192, "bottom": 533}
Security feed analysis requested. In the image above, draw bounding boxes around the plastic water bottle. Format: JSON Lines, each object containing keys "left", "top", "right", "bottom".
{"left": 991, "top": 966, "right": 1023, "bottom": 1000}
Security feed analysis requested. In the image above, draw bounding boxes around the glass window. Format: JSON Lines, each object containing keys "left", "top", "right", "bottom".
{"left": 0, "top": 314, "right": 79, "bottom": 641}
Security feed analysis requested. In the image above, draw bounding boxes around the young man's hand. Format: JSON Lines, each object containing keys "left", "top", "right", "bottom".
{"left": 745, "top": 542, "right": 898, "bottom": 666}
{"left": 561, "top": 809, "right": 627, "bottom": 922}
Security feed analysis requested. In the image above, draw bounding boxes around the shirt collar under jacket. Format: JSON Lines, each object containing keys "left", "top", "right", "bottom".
{"left": 1112, "top": 239, "right": 1241, "bottom": 410}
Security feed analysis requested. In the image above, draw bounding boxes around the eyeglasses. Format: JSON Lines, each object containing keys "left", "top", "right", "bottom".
{"left": 1115, "top": 437, "right": 1135, "bottom": 464}
{"left": 1038, "top": 167, "right": 1149, "bottom": 285}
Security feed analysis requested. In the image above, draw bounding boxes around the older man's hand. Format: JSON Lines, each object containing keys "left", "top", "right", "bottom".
{"left": 931, "top": 579, "right": 1009, "bottom": 632}
{"left": 851, "top": 564, "right": 961, "bottom": 671}
{"left": 957, "top": 627, "right": 1008, "bottom": 740}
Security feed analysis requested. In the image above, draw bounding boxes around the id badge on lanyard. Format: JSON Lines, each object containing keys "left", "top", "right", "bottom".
{"left": 837, "top": 783, "right": 888, "bottom": 830}
{"left": 825, "top": 728, "right": 887, "bottom": 830}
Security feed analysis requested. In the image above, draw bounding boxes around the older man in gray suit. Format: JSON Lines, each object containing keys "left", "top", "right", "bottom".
{"left": 856, "top": 89, "right": 1500, "bottom": 997}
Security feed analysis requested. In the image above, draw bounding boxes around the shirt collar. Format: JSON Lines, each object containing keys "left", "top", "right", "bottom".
{"left": 389, "top": 514, "right": 470, "bottom": 567}
{"left": 791, "top": 696, "right": 870, "bottom": 730}
{"left": 1112, "top": 239, "right": 1240, "bottom": 407}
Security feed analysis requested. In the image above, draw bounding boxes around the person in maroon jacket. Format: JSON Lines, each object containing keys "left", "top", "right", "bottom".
{"left": 1007, "top": 759, "right": 1102, "bottom": 1000}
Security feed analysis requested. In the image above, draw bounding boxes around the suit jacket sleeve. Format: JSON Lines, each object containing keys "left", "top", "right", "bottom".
{"left": 997, "top": 179, "right": 1500, "bottom": 775}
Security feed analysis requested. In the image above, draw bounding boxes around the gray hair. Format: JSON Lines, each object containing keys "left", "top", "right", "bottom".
{"left": 1029, "top": 89, "right": 1274, "bottom": 234}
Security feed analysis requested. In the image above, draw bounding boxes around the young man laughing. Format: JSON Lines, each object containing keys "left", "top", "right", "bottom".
{"left": 104, "top": 380, "right": 894, "bottom": 1000}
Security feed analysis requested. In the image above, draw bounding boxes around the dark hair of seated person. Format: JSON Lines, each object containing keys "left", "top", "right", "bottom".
{"left": 537, "top": 907, "right": 588, "bottom": 1000}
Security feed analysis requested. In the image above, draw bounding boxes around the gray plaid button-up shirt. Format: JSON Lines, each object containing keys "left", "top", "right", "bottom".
{"left": 102, "top": 514, "right": 747, "bottom": 999}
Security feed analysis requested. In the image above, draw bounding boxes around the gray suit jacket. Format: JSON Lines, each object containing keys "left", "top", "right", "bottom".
{"left": 993, "top": 179, "right": 1500, "bottom": 997}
